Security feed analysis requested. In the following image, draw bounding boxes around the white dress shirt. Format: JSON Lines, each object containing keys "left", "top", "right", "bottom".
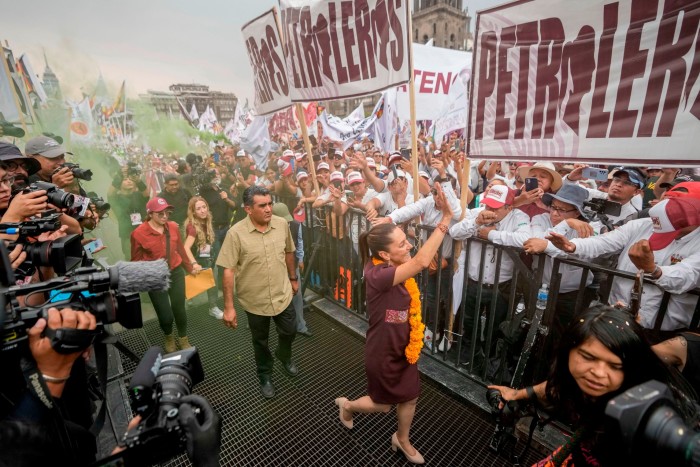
{"left": 568, "top": 219, "right": 700, "bottom": 330}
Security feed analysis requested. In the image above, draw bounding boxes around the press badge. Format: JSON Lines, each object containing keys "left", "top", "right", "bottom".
{"left": 199, "top": 244, "right": 211, "bottom": 258}
{"left": 130, "top": 212, "right": 142, "bottom": 225}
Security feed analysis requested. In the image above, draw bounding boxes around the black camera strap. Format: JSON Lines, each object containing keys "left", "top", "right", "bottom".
{"left": 164, "top": 223, "right": 171, "bottom": 264}
{"left": 19, "top": 354, "right": 78, "bottom": 463}
{"left": 89, "top": 339, "right": 108, "bottom": 437}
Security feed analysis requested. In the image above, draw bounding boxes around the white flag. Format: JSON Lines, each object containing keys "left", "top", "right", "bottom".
{"left": 189, "top": 104, "right": 199, "bottom": 122}
{"left": 241, "top": 115, "right": 271, "bottom": 170}
{"left": 374, "top": 88, "right": 398, "bottom": 152}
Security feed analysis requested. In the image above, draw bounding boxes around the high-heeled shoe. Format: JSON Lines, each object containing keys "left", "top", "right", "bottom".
{"left": 334, "top": 397, "right": 353, "bottom": 429}
{"left": 391, "top": 432, "right": 424, "bottom": 464}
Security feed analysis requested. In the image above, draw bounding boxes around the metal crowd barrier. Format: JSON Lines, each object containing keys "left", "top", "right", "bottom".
{"left": 272, "top": 197, "right": 700, "bottom": 389}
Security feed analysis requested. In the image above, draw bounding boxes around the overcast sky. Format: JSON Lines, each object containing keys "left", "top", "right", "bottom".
{"left": 3, "top": 0, "right": 502, "bottom": 103}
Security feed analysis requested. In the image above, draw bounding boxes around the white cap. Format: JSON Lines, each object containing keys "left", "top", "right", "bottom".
{"left": 346, "top": 171, "right": 364, "bottom": 185}
{"left": 418, "top": 170, "right": 430, "bottom": 179}
{"left": 330, "top": 171, "right": 344, "bottom": 182}
{"left": 236, "top": 150, "right": 246, "bottom": 157}
{"left": 366, "top": 158, "right": 377, "bottom": 168}
{"left": 317, "top": 162, "right": 330, "bottom": 172}
{"left": 295, "top": 152, "right": 305, "bottom": 161}
{"left": 388, "top": 151, "right": 402, "bottom": 164}
{"left": 296, "top": 171, "right": 309, "bottom": 181}
{"left": 387, "top": 169, "right": 407, "bottom": 184}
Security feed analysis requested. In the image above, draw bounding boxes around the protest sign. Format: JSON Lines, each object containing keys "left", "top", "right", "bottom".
{"left": 242, "top": 8, "right": 293, "bottom": 115}
{"left": 279, "top": 0, "right": 411, "bottom": 102}
{"left": 469, "top": 0, "right": 700, "bottom": 166}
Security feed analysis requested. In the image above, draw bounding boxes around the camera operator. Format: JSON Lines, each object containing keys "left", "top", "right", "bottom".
{"left": 564, "top": 165, "right": 645, "bottom": 224}
{"left": 108, "top": 169, "right": 149, "bottom": 260}
{"left": 0, "top": 307, "right": 99, "bottom": 465}
{"left": 25, "top": 136, "right": 77, "bottom": 191}
{"left": 487, "top": 305, "right": 697, "bottom": 466}
{"left": 157, "top": 174, "right": 192, "bottom": 228}
{"left": 199, "top": 168, "right": 235, "bottom": 255}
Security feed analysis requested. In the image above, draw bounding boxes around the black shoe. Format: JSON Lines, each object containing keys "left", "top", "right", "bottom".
{"left": 260, "top": 377, "right": 276, "bottom": 399}
{"left": 298, "top": 329, "right": 313, "bottom": 337}
{"left": 275, "top": 351, "right": 299, "bottom": 376}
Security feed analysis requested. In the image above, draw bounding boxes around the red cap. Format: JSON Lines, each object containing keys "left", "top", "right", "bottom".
{"left": 481, "top": 185, "right": 515, "bottom": 208}
{"left": 146, "top": 197, "right": 174, "bottom": 213}
{"left": 648, "top": 198, "right": 700, "bottom": 250}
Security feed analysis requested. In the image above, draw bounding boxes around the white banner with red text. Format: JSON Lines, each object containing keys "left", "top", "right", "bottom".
{"left": 396, "top": 43, "right": 471, "bottom": 121}
{"left": 469, "top": 0, "right": 700, "bottom": 166}
{"left": 279, "top": 0, "right": 411, "bottom": 102}
{"left": 241, "top": 8, "right": 293, "bottom": 116}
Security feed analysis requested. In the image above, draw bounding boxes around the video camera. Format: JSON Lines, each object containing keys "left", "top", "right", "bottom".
{"left": 583, "top": 197, "right": 622, "bottom": 231}
{"left": 0, "top": 257, "right": 169, "bottom": 358}
{"left": 58, "top": 162, "right": 93, "bottom": 181}
{"left": 114, "top": 346, "right": 205, "bottom": 464}
{"left": 485, "top": 388, "right": 549, "bottom": 465}
{"left": 0, "top": 212, "right": 83, "bottom": 277}
{"left": 606, "top": 380, "right": 700, "bottom": 466}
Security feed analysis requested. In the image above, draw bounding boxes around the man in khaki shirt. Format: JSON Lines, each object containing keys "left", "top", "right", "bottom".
{"left": 217, "top": 186, "right": 299, "bottom": 399}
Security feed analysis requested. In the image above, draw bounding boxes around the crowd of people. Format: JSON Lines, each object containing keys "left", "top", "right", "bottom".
{"left": 2, "top": 127, "right": 700, "bottom": 465}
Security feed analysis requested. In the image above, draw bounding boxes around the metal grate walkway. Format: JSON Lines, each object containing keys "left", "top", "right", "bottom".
{"left": 116, "top": 300, "right": 544, "bottom": 466}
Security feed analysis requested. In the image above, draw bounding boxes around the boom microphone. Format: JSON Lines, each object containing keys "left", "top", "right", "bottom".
{"left": 108, "top": 259, "right": 171, "bottom": 294}
{"left": 129, "top": 346, "right": 163, "bottom": 415}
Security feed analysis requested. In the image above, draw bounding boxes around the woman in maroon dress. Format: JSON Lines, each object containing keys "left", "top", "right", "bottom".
{"left": 334, "top": 185, "right": 453, "bottom": 465}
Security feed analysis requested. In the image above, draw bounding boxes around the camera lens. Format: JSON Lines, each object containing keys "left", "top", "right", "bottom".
{"left": 47, "top": 189, "right": 74, "bottom": 209}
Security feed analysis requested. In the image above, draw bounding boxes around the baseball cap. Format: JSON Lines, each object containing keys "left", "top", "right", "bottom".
{"left": 609, "top": 167, "right": 646, "bottom": 189}
{"left": 282, "top": 149, "right": 294, "bottom": 159}
{"left": 366, "top": 157, "right": 377, "bottom": 169}
{"left": 25, "top": 135, "right": 71, "bottom": 158}
{"left": 482, "top": 185, "right": 515, "bottom": 208}
{"left": 296, "top": 171, "right": 309, "bottom": 182}
{"left": 317, "top": 162, "right": 330, "bottom": 172}
{"left": 236, "top": 150, "right": 246, "bottom": 157}
{"left": 387, "top": 169, "right": 407, "bottom": 184}
{"left": 272, "top": 202, "right": 293, "bottom": 222}
{"left": 418, "top": 170, "right": 430, "bottom": 180}
{"left": 330, "top": 171, "right": 344, "bottom": 182}
{"left": 665, "top": 181, "right": 700, "bottom": 201}
{"left": 146, "top": 197, "right": 174, "bottom": 213}
{"left": 648, "top": 198, "right": 700, "bottom": 250}
{"left": 295, "top": 152, "right": 305, "bottom": 161}
{"left": 388, "top": 152, "right": 402, "bottom": 165}
{"left": 346, "top": 171, "right": 363, "bottom": 185}
{"left": 0, "top": 142, "right": 40, "bottom": 174}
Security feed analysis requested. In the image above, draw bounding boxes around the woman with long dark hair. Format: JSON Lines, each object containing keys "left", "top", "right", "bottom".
{"left": 334, "top": 184, "right": 453, "bottom": 465}
{"left": 183, "top": 196, "right": 222, "bottom": 319}
{"left": 131, "top": 197, "right": 194, "bottom": 353}
{"left": 489, "top": 305, "right": 698, "bottom": 465}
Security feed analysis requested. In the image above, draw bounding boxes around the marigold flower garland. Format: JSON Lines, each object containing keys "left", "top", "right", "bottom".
{"left": 372, "top": 258, "right": 425, "bottom": 364}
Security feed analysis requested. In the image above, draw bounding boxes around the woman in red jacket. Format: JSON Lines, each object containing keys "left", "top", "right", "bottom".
{"left": 131, "top": 197, "right": 194, "bottom": 352}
